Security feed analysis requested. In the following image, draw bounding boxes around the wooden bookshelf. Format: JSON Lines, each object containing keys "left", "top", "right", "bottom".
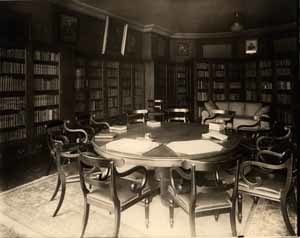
{"left": 175, "top": 63, "right": 189, "bottom": 107}
{"left": 33, "top": 49, "right": 60, "bottom": 136}
{"left": 74, "top": 57, "right": 88, "bottom": 116}
{"left": 227, "top": 61, "right": 242, "bottom": 101}
{"left": 120, "top": 63, "right": 133, "bottom": 113}
{"left": 133, "top": 63, "right": 145, "bottom": 109}
{"left": 212, "top": 62, "right": 226, "bottom": 101}
{"left": 0, "top": 47, "right": 27, "bottom": 144}
{"left": 244, "top": 61, "right": 258, "bottom": 101}
{"left": 258, "top": 59, "right": 273, "bottom": 104}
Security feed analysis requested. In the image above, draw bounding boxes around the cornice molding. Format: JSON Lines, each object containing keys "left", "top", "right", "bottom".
{"left": 51, "top": 0, "right": 296, "bottom": 39}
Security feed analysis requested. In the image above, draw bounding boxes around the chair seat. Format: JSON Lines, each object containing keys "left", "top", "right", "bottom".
{"left": 87, "top": 178, "right": 154, "bottom": 208}
{"left": 239, "top": 170, "right": 286, "bottom": 200}
{"left": 169, "top": 185, "right": 232, "bottom": 213}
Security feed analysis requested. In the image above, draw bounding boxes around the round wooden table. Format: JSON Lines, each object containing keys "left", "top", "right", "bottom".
{"left": 92, "top": 123, "right": 241, "bottom": 203}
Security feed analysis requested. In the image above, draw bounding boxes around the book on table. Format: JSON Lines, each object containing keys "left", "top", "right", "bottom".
{"left": 109, "top": 125, "right": 127, "bottom": 133}
{"left": 202, "top": 131, "right": 228, "bottom": 141}
{"left": 94, "top": 132, "right": 116, "bottom": 141}
{"left": 146, "top": 120, "right": 161, "bottom": 128}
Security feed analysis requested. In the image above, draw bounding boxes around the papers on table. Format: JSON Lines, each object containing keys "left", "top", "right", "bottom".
{"left": 146, "top": 120, "right": 161, "bottom": 128}
{"left": 105, "top": 138, "right": 160, "bottom": 155}
{"left": 109, "top": 125, "right": 127, "bottom": 134}
{"left": 202, "top": 131, "right": 228, "bottom": 141}
{"left": 166, "top": 140, "right": 223, "bottom": 155}
{"left": 94, "top": 132, "right": 116, "bottom": 141}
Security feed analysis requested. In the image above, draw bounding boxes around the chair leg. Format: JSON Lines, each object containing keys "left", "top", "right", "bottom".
{"left": 46, "top": 158, "right": 54, "bottom": 175}
{"left": 169, "top": 199, "right": 174, "bottom": 228}
{"left": 145, "top": 198, "right": 150, "bottom": 228}
{"left": 230, "top": 203, "right": 237, "bottom": 236}
{"left": 237, "top": 193, "right": 243, "bottom": 223}
{"left": 280, "top": 198, "right": 296, "bottom": 236}
{"left": 80, "top": 200, "right": 90, "bottom": 238}
{"left": 214, "top": 214, "right": 219, "bottom": 221}
{"left": 50, "top": 175, "right": 61, "bottom": 201}
{"left": 52, "top": 175, "right": 66, "bottom": 217}
{"left": 253, "top": 196, "right": 259, "bottom": 204}
{"left": 113, "top": 207, "right": 121, "bottom": 238}
{"left": 189, "top": 212, "right": 196, "bottom": 238}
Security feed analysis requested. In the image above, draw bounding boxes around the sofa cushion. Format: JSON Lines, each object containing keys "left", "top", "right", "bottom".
{"left": 228, "top": 102, "right": 245, "bottom": 116}
{"left": 204, "top": 100, "right": 218, "bottom": 113}
{"left": 244, "top": 103, "right": 262, "bottom": 117}
{"left": 215, "top": 102, "right": 228, "bottom": 111}
{"left": 255, "top": 105, "right": 270, "bottom": 117}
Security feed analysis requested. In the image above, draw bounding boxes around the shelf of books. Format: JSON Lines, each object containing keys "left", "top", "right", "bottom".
{"left": 258, "top": 59, "right": 273, "bottom": 104}
{"left": 175, "top": 63, "right": 189, "bottom": 107}
{"left": 33, "top": 50, "right": 60, "bottom": 136}
{"left": 87, "top": 59, "right": 104, "bottom": 120}
{"left": 227, "top": 62, "right": 242, "bottom": 101}
{"left": 0, "top": 47, "right": 27, "bottom": 144}
{"left": 244, "top": 61, "right": 258, "bottom": 102}
{"left": 274, "top": 57, "right": 293, "bottom": 124}
{"left": 212, "top": 63, "right": 226, "bottom": 101}
{"left": 74, "top": 57, "right": 88, "bottom": 116}
{"left": 105, "top": 61, "right": 120, "bottom": 118}
{"left": 120, "top": 63, "right": 133, "bottom": 113}
{"left": 133, "top": 63, "right": 145, "bottom": 109}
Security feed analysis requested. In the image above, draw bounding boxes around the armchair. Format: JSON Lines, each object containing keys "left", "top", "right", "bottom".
{"left": 78, "top": 151, "right": 159, "bottom": 237}
{"left": 237, "top": 144, "right": 296, "bottom": 235}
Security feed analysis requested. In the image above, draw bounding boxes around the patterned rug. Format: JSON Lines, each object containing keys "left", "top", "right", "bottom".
{"left": 0, "top": 174, "right": 297, "bottom": 238}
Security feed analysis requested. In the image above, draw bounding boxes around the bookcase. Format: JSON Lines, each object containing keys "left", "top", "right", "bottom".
{"left": 0, "top": 47, "right": 27, "bottom": 144}
{"left": 212, "top": 62, "right": 226, "bottom": 101}
{"left": 227, "top": 61, "right": 242, "bottom": 101}
{"left": 244, "top": 60, "right": 258, "bottom": 101}
{"left": 74, "top": 57, "right": 88, "bottom": 116}
{"left": 175, "top": 63, "right": 190, "bottom": 107}
{"left": 105, "top": 61, "right": 120, "bottom": 118}
{"left": 120, "top": 62, "right": 133, "bottom": 113}
{"left": 33, "top": 49, "right": 60, "bottom": 136}
{"left": 274, "top": 57, "right": 294, "bottom": 124}
{"left": 133, "top": 63, "right": 145, "bottom": 109}
{"left": 154, "top": 62, "right": 168, "bottom": 106}
{"left": 87, "top": 59, "right": 104, "bottom": 119}
{"left": 258, "top": 59, "right": 273, "bottom": 104}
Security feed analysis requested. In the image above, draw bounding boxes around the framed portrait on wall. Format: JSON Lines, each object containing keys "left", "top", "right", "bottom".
{"left": 245, "top": 39, "right": 258, "bottom": 54}
{"left": 59, "top": 14, "right": 78, "bottom": 44}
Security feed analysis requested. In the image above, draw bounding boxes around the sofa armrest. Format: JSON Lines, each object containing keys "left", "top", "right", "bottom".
{"left": 201, "top": 109, "right": 210, "bottom": 124}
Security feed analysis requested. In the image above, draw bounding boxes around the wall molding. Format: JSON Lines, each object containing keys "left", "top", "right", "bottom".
{"left": 51, "top": 0, "right": 296, "bottom": 39}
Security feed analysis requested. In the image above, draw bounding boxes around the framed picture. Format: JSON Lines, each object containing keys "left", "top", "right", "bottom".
{"left": 245, "top": 39, "right": 258, "bottom": 54}
{"left": 59, "top": 14, "right": 78, "bottom": 44}
{"left": 177, "top": 41, "right": 190, "bottom": 56}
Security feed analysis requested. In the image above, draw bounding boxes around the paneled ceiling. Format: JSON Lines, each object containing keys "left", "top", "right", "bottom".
{"left": 73, "top": 0, "right": 296, "bottom": 33}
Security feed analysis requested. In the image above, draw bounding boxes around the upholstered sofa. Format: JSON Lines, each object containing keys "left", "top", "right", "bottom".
{"left": 201, "top": 101, "right": 270, "bottom": 130}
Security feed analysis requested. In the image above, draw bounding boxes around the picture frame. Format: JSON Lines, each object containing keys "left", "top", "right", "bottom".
{"left": 245, "top": 39, "right": 258, "bottom": 55}
{"left": 59, "top": 14, "right": 78, "bottom": 44}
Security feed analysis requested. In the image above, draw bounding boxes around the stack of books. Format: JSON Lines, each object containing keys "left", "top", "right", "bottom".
{"left": 109, "top": 125, "right": 127, "bottom": 134}
{"left": 94, "top": 132, "right": 116, "bottom": 141}
{"left": 209, "top": 122, "right": 224, "bottom": 131}
{"left": 202, "top": 131, "right": 228, "bottom": 142}
{"left": 146, "top": 120, "right": 161, "bottom": 128}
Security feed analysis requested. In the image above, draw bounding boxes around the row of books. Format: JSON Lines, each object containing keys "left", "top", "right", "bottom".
{"left": 92, "top": 111, "right": 104, "bottom": 119}
{"left": 34, "top": 109, "right": 59, "bottom": 122}
{"left": 213, "top": 82, "right": 225, "bottom": 89}
{"left": 134, "top": 88, "right": 144, "bottom": 96}
{"left": 89, "top": 101, "right": 104, "bottom": 111}
{"left": 34, "top": 125, "right": 46, "bottom": 136}
{"left": 259, "top": 61, "right": 272, "bottom": 68}
{"left": 197, "top": 71, "right": 210, "bottom": 78}
{"left": 105, "top": 70, "right": 119, "bottom": 78}
{"left": 275, "top": 59, "right": 291, "bottom": 67}
{"left": 261, "top": 94, "right": 272, "bottom": 103}
{"left": 0, "top": 113, "right": 25, "bottom": 129}
{"left": 0, "top": 97, "right": 24, "bottom": 111}
{"left": 197, "top": 80, "right": 209, "bottom": 89}
{"left": 229, "top": 82, "right": 241, "bottom": 89}
{"left": 89, "top": 79, "right": 102, "bottom": 89}
{"left": 212, "top": 93, "right": 225, "bottom": 101}
{"left": 245, "top": 70, "right": 256, "bottom": 77}
{"left": 275, "top": 68, "right": 291, "bottom": 76}
{"left": 261, "top": 82, "right": 272, "bottom": 90}
{"left": 90, "top": 90, "right": 103, "bottom": 99}
{"left": 34, "top": 64, "right": 58, "bottom": 75}
{"left": 0, "top": 62, "right": 25, "bottom": 74}
{"left": 88, "top": 68, "right": 102, "bottom": 77}
{"left": 105, "top": 61, "right": 119, "bottom": 68}
{"left": 0, "top": 128, "right": 26, "bottom": 144}
{"left": 75, "top": 78, "right": 87, "bottom": 89}
{"left": 108, "top": 97, "right": 119, "bottom": 107}
{"left": 122, "top": 89, "right": 131, "bottom": 97}
{"left": 277, "top": 94, "right": 291, "bottom": 104}
{"left": 214, "top": 64, "right": 225, "bottom": 70}
{"left": 229, "top": 94, "right": 241, "bottom": 101}
{"left": 0, "top": 48, "right": 25, "bottom": 59}
{"left": 245, "top": 91, "right": 257, "bottom": 101}
{"left": 0, "top": 76, "right": 25, "bottom": 91}
{"left": 196, "top": 63, "right": 209, "bottom": 70}
{"left": 108, "top": 108, "right": 119, "bottom": 117}
{"left": 277, "top": 111, "right": 293, "bottom": 124}
{"left": 176, "top": 72, "right": 186, "bottom": 78}
{"left": 88, "top": 60, "right": 102, "bottom": 67}
{"left": 259, "top": 68, "right": 272, "bottom": 77}
{"left": 34, "top": 77, "right": 59, "bottom": 90}
{"left": 215, "top": 70, "right": 225, "bottom": 78}
{"left": 277, "top": 81, "right": 292, "bottom": 90}
{"left": 197, "top": 92, "right": 208, "bottom": 101}
{"left": 107, "top": 88, "right": 119, "bottom": 96}
{"left": 34, "top": 95, "right": 59, "bottom": 107}
{"left": 34, "top": 51, "right": 59, "bottom": 62}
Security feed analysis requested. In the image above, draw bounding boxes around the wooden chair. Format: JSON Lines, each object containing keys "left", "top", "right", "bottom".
{"left": 168, "top": 157, "right": 241, "bottom": 237}
{"left": 78, "top": 151, "right": 159, "bottom": 238}
{"left": 167, "top": 108, "right": 189, "bottom": 123}
{"left": 237, "top": 131, "right": 296, "bottom": 235}
{"left": 75, "top": 113, "right": 96, "bottom": 139}
{"left": 48, "top": 120, "right": 88, "bottom": 217}
{"left": 148, "top": 99, "right": 165, "bottom": 122}
{"left": 127, "top": 109, "right": 148, "bottom": 124}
